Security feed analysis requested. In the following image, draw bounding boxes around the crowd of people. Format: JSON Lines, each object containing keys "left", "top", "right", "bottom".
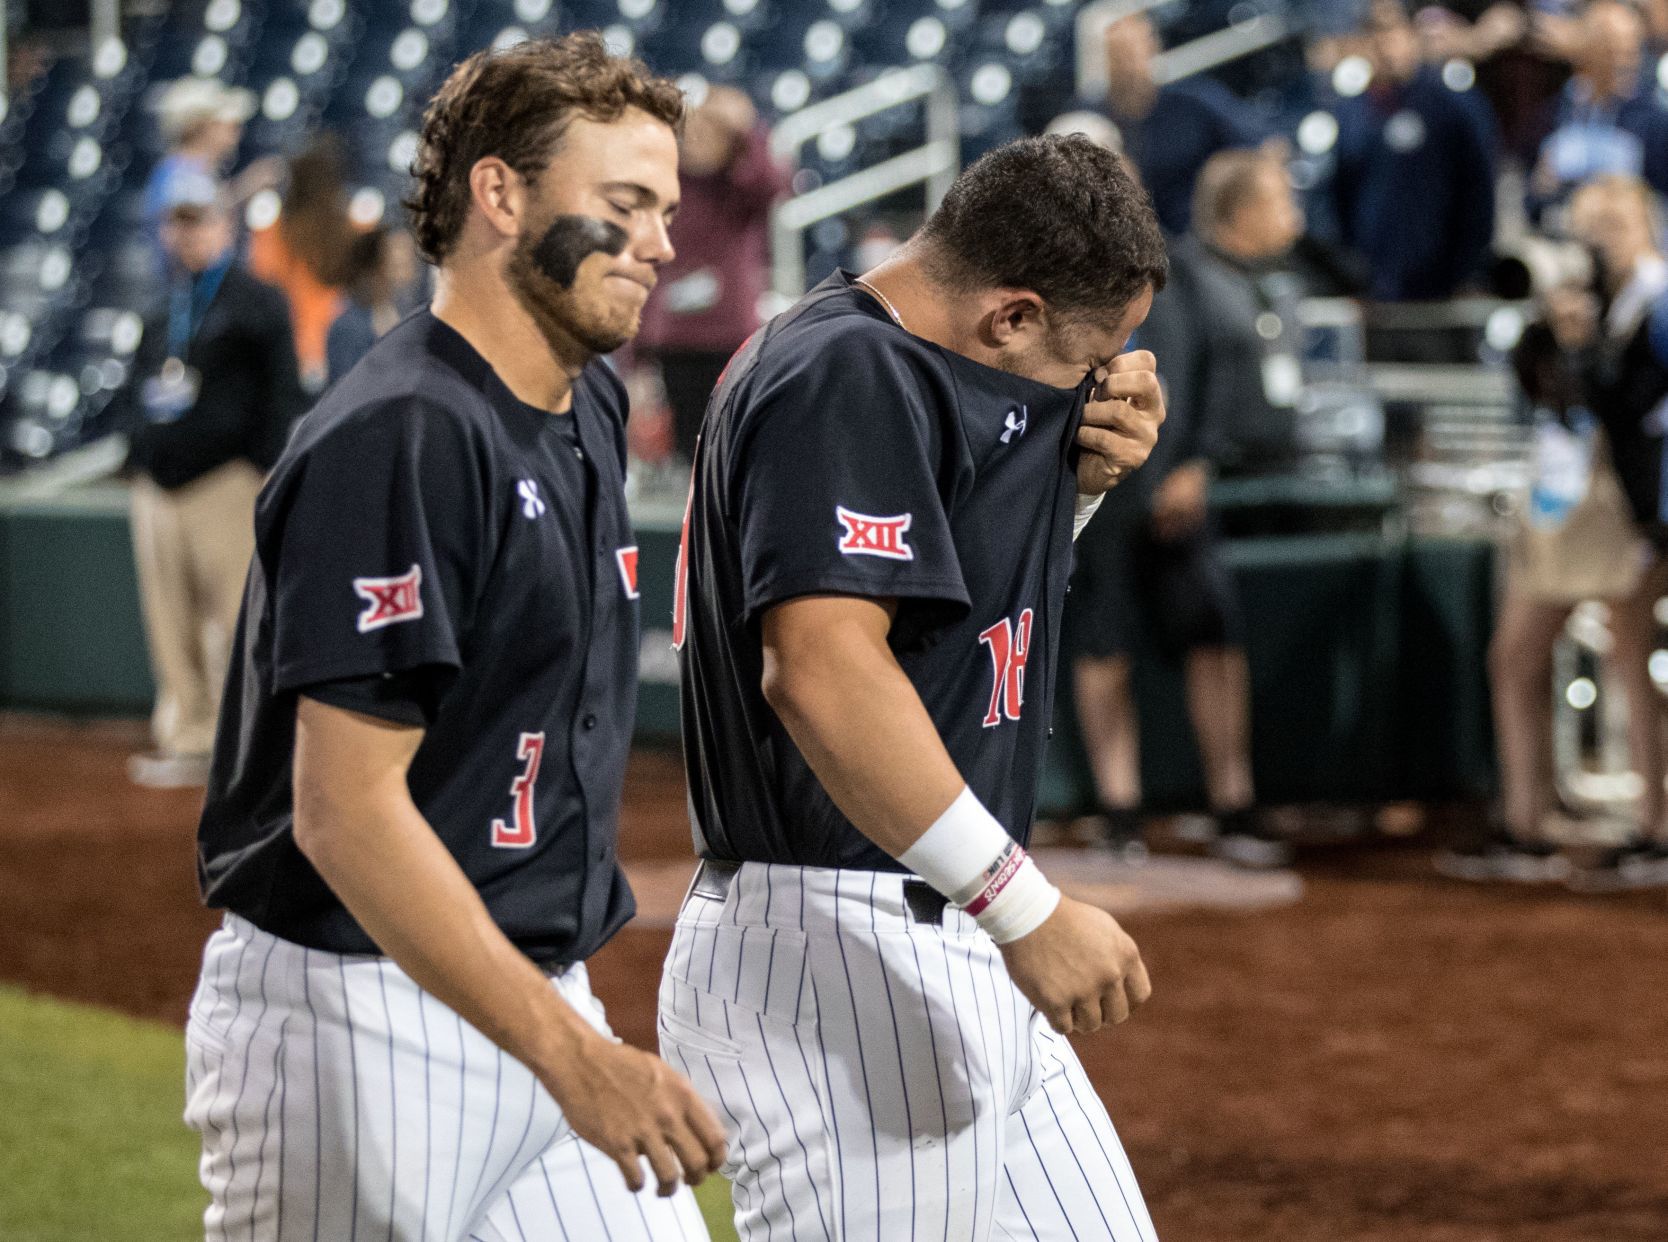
{"left": 1049, "top": 1, "right": 1668, "bottom": 887}
{"left": 106, "top": 0, "right": 1668, "bottom": 894}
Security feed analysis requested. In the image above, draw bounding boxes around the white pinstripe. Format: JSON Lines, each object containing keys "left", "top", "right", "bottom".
{"left": 184, "top": 915, "right": 711, "bottom": 1241}
{"left": 658, "top": 864, "right": 1160, "bottom": 1241}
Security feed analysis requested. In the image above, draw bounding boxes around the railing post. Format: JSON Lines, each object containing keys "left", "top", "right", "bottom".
{"left": 768, "top": 66, "right": 960, "bottom": 300}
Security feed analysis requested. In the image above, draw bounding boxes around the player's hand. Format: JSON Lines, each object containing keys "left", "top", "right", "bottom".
{"left": 542, "top": 1034, "right": 728, "bottom": 1196}
{"left": 997, "top": 895, "right": 1151, "bottom": 1035}
{"left": 1150, "top": 461, "right": 1209, "bottom": 543}
{"left": 1077, "top": 351, "right": 1165, "bottom": 497}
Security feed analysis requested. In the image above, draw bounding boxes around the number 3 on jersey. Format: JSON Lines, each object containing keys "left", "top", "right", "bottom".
{"left": 979, "top": 609, "right": 1033, "bottom": 727}
{"left": 491, "top": 732, "right": 545, "bottom": 848}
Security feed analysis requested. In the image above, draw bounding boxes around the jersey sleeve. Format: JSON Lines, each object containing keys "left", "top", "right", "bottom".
{"left": 729, "top": 323, "right": 969, "bottom": 633}
{"left": 298, "top": 667, "right": 453, "bottom": 727}
{"left": 264, "top": 399, "right": 493, "bottom": 695}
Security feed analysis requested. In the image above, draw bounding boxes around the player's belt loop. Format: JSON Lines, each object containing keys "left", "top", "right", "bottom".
{"left": 903, "top": 879, "right": 950, "bottom": 926}
{"left": 691, "top": 858, "right": 740, "bottom": 902}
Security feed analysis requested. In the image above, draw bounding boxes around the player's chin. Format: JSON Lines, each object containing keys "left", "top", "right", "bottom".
{"left": 574, "top": 309, "right": 638, "bottom": 356}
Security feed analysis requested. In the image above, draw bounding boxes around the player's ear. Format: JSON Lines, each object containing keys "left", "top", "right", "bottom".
{"left": 467, "top": 156, "right": 528, "bottom": 242}
{"left": 985, "top": 290, "right": 1046, "bottom": 348}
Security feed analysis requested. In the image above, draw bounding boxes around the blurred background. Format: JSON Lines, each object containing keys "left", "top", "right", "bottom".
{"left": 3, "top": 0, "right": 1668, "bottom": 1239}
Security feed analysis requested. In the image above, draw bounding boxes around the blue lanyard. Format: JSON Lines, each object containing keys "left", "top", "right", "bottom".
{"left": 166, "top": 257, "right": 230, "bottom": 361}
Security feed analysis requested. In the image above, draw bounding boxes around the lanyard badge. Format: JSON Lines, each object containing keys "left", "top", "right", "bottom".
{"left": 142, "top": 260, "right": 226, "bottom": 423}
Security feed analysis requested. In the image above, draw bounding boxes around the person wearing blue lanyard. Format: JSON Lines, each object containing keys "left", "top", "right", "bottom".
{"left": 122, "top": 168, "right": 308, "bottom": 787}
{"left": 1529, "top": 0, "right": 1668, "bottom": 223}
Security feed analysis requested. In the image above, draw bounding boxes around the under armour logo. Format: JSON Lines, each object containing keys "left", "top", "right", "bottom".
{"left": 518, "top": 480, "right": 546, "bottom": 519}
{"left": 1001, "top": 406, "right": 1028, "bottom": 444}
{"left": 836, "top": 505, "right": 915, "bottom": 561}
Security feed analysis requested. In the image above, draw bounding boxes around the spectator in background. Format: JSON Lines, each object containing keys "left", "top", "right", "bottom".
{"left": 1095, "top": 9, "right": 1271, "bottom": 235}
{"left": 1067, "top": 148, "right": 1303, "bottom": 871}
{"left": 249, "top": 135, "right": 357, "bottom": 390}
{"left": 1531, "top": 1, "right": 1668, "bottom": 221}
{"left": 143, "top": 78, "right": 278, "bottom": 276}
{"left": 1413, "top": 1, "right": 1564, "bottom": 166}
{"left": 1176, "top": 149, "right": 1313, "bottom": 476}
{"left": 1330, "top": 0, "right": 1498, "bottom": 304}
{"left": 325, "top": 225, "right": 420, "bottom": 385}
{"left": 121, "top": 171, "right": 308, "bottom": 787}
{"left": 1449, "top": 174, "right": 1668, "bottom": 886}
{"left": 634, "top": 84, "right": 790, "bottom": 465}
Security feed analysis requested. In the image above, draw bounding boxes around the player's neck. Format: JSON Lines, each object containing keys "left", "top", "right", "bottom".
{"left": 858, "top": 249, "right": 1005, "bottom": 371}
{"left": 431, "top": 263, "right": 582, "bottom": 414}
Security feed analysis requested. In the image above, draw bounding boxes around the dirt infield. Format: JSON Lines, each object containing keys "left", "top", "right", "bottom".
{"left": 3, "top": 715, "right": 1666, "bottom": 1241}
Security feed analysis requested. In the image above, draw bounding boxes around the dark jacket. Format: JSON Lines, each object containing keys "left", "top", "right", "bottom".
{"left": 125, "top": 263, "right": 308, "bottom": 490}
{"left": 1104, "top": 77, "right": 1268, "bottom": 236}
{"left": 1585, "top": 289, "right": 1668, "bottom": 534}
{"left": 1146, "top": 234, "right": 1304, "bottom": 480}
{"left": 1330, "top": 66, "right": 1498, "bottom": 300}
{"left": 325, "top": 300, "right": 378, "bottom": 389}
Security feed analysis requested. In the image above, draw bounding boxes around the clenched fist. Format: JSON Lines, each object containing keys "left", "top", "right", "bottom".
{"left": 1077, "top": 350, "right": 1165, "bottom": 496}
{"left": 999, "top": 895, "right": 1152, "bottom": 1035}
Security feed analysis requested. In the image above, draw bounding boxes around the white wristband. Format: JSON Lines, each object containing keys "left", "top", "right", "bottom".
{"left": 1073, "top": 492, "right": 1102, "bottom": 541}
{"left": 958, "top": 845, "right": 1061, "bottom": 944}
{"left": 898, "top": 787, "right": 1061, "bottom": 944}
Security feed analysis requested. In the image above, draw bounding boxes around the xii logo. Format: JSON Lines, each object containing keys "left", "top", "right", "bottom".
{"left": 353, "top": 564, "right": 423, "bottom": 633}
{"left": 835, "top": 505, "right": 914, "bottom": 561}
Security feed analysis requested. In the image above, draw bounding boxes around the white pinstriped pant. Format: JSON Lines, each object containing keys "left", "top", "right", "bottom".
{"left": 185, "top": 914, "right": 709, "bottom": 1242}
{"left": 657, "top": 864, "right": 1160, "bottom": 1241}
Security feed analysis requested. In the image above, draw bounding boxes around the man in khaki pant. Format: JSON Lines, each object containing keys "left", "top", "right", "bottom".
{"left": 125, "top": 170, "right": 306, "bottom": 785}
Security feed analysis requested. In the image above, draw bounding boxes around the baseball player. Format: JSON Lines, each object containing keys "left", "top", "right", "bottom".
{"left": 184, "top": 36, "right": 724, "bottom": 1240}
{"left": 662, "top": 134, "right": 1170, "bottom": 1239}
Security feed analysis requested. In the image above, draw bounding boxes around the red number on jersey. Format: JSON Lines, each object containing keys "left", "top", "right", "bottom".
{"left": 671, "top": 454, "right": 696, "bottom": 650}
{"left": 490, "top": 732, "right": 545, "bottom": 849}
{"left": 978, "top": 608, "right": 1033, "bottom": 728}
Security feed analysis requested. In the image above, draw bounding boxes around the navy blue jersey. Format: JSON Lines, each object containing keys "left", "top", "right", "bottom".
{"left": 198, "top": 310, "right": 643, "bottom": 963}
{"left": 676, "top": 272, "right": 1086, "bottom": 870}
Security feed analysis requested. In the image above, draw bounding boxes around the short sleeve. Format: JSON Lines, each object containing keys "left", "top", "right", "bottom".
{"left": 299, "top": 668, "right": 452, "bottom": 728}
{"left": 264, "top": 399, "right": 492, "bottom": 694}
{"left": 730, "top": 325, "right": 969, "bottom": 631}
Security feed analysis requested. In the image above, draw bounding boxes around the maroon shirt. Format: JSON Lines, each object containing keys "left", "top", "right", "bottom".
{"left": 637, "top": 124, "right": 792, "bottom": 354}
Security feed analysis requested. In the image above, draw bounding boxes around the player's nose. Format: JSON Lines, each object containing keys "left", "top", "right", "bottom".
{"left": 637, "top": 213, "right": 675, "bottom": 267}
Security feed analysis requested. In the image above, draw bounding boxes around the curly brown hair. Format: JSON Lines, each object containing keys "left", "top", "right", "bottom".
{"left": 404, "top": 32, "right": 685, "bottom": 264}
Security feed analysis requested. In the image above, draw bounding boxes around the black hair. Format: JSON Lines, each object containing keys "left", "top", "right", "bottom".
{"left": 919, "top": 133, "right": 1168, "bottom": 319}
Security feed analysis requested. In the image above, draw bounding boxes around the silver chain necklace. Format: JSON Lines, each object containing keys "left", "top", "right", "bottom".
{"left": 853, "top": 276, "right": 906, "bottom": 332}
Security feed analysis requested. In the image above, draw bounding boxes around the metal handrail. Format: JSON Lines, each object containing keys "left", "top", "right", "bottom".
{"left": 768, "top": 65, "right": 959, "bottom": 299}
{"left": 1154, "top": 14, "right": 1293, "bottom": 85}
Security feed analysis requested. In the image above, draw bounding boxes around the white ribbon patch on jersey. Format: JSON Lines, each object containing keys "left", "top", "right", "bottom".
{"left": 353, "top": 564, "right": 424, "bottom": 633}
{"left": 836, "top": 505, "right": 914, "bottom": 561}
{"left": 518, "top": 479, "right": 546, "bottom": 519}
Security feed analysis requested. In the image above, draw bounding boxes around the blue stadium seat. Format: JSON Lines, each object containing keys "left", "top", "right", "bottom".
{"left": 973, "top": 9, "right": 1061, "bottom": 85}
{"left": 0, "top": 366, "right": 91, "bottom": 460}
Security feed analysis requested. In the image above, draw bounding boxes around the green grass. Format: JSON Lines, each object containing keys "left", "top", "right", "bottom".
{"left": 0, "top": 986, "right": 738, "bottom": 1241}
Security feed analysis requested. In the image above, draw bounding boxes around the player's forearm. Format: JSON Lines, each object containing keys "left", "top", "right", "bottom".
{"left": 765, "top": 616, "right": 1061, "bottom": 942}
{"left": 293, "top": 709, "right": 597, "bottom": 1076}
{"left": 762, "top": 619, "right": 966, "bottom": 857}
